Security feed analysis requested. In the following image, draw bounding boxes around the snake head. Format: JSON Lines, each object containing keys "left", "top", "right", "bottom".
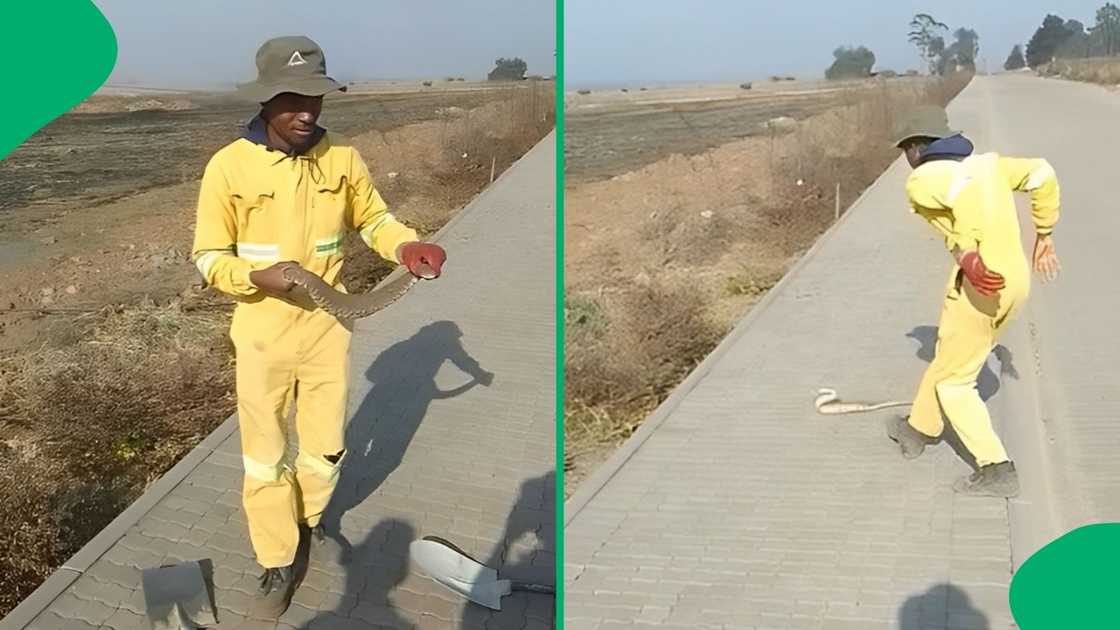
{"left": 278, "top": 262, "right": 303, "bottom": 283}
{"left": 814, "top": 388, "right": 839, "bottom": 409}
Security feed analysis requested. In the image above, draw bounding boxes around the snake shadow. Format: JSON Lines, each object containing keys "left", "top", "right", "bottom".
{"left": 319, "top": 320, "right": 494, "bottom": 538}
{"left": 460, "top": 471, "right": 556, "bottom": 629}
{"left": 907, "top": 326, "right": 1019, "bottom": 469}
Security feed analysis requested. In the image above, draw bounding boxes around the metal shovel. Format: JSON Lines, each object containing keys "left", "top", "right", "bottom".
{"left": 141, "top": 560, "right": 217, "bottom": 630}
{"left": 409, "top": 536, "right": 554, "bottom": 610}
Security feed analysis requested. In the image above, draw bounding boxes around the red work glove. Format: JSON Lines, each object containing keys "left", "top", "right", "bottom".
{"left": 398, "top": 241, "right": 446, "bottom": 279}
{"left": 959, "top": 251, "right": 1004, "bottom": 296}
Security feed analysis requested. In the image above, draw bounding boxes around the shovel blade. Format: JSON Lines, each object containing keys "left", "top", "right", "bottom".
{"left": 141, "top": 561, "right": 216, "bottom": 629}
{"left": 410, "top": 538, "right": 512, "bottom": 610}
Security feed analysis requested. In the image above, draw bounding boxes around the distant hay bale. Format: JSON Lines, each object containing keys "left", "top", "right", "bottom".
{"left": 739, "top": 82, "right": 752, "bottom": 90}
{"left": 763, "top": 115, "right": 797, "bottom": 135}
{"left": 422, "top": 81, "right": 433, "bottom": 87}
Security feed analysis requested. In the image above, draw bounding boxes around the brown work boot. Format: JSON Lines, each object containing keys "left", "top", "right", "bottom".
{"left": 886, "top": 416, "right": 938, "bottom": 459}
{"left": 249, "top": 564, "right": 295, "bottom": 619}
{"left": 953, "top": 461, "right": 1020, "bottom": 498}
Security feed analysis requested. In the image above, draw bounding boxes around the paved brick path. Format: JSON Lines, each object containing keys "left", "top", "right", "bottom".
{"left": 1, "top": 133, "right": 556, "bottom": 630}
{"left": 565, "top": 75, "right": 1119, "bottom": 629}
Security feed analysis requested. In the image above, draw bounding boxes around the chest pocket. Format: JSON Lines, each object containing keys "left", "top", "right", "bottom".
{"left": 312, "top": 172, "right": 349, "bottom": 255}
{"left": 230, "top": 183, "right": 276, "bottom": 237}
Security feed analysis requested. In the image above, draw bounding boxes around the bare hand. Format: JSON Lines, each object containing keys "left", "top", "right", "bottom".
{"left": 249, "top": 261, "right": 300, "bottom": 293}
{"left": 1032, "top": 234, "right": 1061, "bottom": 283}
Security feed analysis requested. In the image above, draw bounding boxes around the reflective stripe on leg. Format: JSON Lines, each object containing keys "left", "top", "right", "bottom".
{"left": 296, "top": 449, "right": 345, "bottom": 482}
{"left": 243, "top": 454, "right": 285, "bottom": 482}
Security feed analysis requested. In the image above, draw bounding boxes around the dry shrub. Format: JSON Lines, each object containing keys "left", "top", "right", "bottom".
{"left": 0, "top": 303, "right": 233, "bottom": 614}
{"left": 565, "top": 280, "right": 725, "bottom": 453}
{"left": 0, "top": 451, "right": 69, "bottom": 614}
{"left": 1051, "top": 57, "right": 1120, "bottom": 84}
{"left": 440, "top": 83, "right": 554, "bottom": 169}
{"left": 638, "top": 205, "right": 737, "bottom": 268}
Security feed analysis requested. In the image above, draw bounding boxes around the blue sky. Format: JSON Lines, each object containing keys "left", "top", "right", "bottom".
{"left": 565, "top": 0, "right": 1106, "bottom": 85}
{"left": 93, "top": 0, "right": 555, "bottom": 88}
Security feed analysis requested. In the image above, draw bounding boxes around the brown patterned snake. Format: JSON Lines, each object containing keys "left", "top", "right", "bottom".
{"left": 814, "top": 388, "right": 912, "bottom": 415}
{"left": 281, "top": 263, "right": 435, "bottom": 319}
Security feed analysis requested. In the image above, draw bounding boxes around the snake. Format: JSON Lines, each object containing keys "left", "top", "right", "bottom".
{"left": 814, "top": 388, "right": 912, "bottom": 415}
{"left": 281, "top": 262, "right": 436, "bottom": 319}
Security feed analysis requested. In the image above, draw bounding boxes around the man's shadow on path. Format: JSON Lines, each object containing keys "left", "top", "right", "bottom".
{"left": 905, "top": 325, "right": 1019, "bottom": 470}
{"left": 300, "top": 518, "right": 415, "bottom": 629}
{"left": 320, "top": 320, "right": 494, "bottom": 542}
{"left": 898, "top": 583, "right": 991, "bottom": 629}
{"left": 303, "top": 471, "right": 555, "bottom": 630}
{"left": 459, "top": 471, "right": 556, "bottom": 629}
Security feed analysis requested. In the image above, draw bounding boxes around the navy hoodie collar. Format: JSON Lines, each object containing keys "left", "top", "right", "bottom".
{"left": 919, "top": 133, "right": 974, "bottom": 164}
{"left": 242, "top": 114, "right": 325, "bottom": 157}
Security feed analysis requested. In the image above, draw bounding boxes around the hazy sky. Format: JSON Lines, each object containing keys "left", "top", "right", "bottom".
{"left": 93, "top": 0, "right": 555, "bottom": 88}
{"left": 566, "top": 0, "right": 1105, "bottom": 85}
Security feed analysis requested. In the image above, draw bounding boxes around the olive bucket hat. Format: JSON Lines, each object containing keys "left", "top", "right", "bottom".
{"left": 237, "top": 35, "right": 347, "bottom": 103}
{"left": 893, "top": 104, "right": 958, "bottom": 148}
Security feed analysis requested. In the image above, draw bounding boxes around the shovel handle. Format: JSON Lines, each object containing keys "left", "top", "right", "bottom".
{"left": 511, "top": 582, "right": 555, "bottom": 595}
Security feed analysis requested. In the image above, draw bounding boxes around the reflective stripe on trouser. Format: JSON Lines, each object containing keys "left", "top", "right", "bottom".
{"left": 233, "top": 303, "right": 351, "bottom": 568}
{"left": 907, "top": 269, "right": 1028, "bottom": 467}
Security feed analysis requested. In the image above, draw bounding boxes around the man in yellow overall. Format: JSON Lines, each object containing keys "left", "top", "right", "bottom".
{"left": 191, "top": 36, "right": 446, "bottom": 616}
{"left": 887, "top": 105, "right": 1061, "bottom": 498}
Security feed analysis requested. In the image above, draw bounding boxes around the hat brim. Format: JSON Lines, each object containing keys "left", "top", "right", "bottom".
{"left": 894, "top": 128, "right": 958, "bottom": 148}
{"left": 237, "top": 76, "right": 347, "bottom": 103}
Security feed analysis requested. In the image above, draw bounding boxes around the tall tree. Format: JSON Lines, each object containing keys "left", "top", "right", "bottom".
{"left": 825, "top": 46, "right": 876, "bottom": 80}
{"left": 1092, "top": 2, "right": 1120, "bottom": 56}
{"left": 932, "top": 27, "right": 980, "bottom": 74}
{"left": 1004, "top": 44, "right": 1026, "bottom": 70}
{"left": 487, "top": 57, "right": 527, "bottom": 81}
{"left": 1026, "top": 14, "right": 1076, "bottom": 66}
{"left": 952, "top": 28, "right": 981, "bottom": 69}
{"left": 1057, "top": 19, "right": 1090, "bottom": 58}
{"left": 908, "top": 13, "right": 949, "bottom": 73}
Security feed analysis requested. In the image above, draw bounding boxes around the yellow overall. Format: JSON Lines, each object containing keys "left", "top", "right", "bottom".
{"left": 192, "top": 130, "right": 416, "bottom": 568}
{"left": 905, "top": 153, "right": 1059, "bottom": 467}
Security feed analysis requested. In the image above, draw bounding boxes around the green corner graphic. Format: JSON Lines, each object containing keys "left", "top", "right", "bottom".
{"left": 1010, "top": 522, "right": 1120, "bottom": 628}
{"left": 1, "top": 1, "right": 117, "bottom": 160}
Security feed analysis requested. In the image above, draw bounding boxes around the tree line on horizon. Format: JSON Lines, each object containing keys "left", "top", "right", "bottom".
{"left": 1005, "top": 3, "right": 1120, "bottom": 70}
{"left": 823, "top": 13, "right": 978, "bottom": 81}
